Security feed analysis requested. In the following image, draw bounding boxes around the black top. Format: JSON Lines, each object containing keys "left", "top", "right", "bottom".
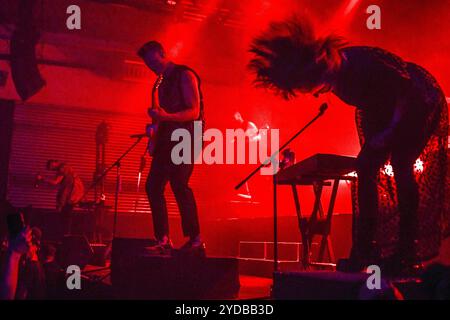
{"left": 157, "top": 63, "right": 204, "bottom": 121}
{"left": 332, "top": 46, "right": 442, "bottom": 116}
{"left": 153, "top": 63, "right": 205, "bottom": 152}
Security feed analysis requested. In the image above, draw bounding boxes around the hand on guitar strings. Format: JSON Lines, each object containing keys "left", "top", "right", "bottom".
{"left": 148, "top": 108, "right": 170, "bottom": 121}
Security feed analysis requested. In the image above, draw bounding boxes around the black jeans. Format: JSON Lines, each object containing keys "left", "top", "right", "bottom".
{"left": 146, "top": 147, "right": 200, "bottom": 240}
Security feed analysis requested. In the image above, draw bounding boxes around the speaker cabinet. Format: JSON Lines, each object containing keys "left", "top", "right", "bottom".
{"left": 59, "top": 235, "right": 94, "bottom": 270}
{"left": 10, "top": 0, "right": 45, "bottom": 101}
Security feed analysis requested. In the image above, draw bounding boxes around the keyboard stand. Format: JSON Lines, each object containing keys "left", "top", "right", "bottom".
{"left": 276, "top": 174, "right": 355, "bottom": 270}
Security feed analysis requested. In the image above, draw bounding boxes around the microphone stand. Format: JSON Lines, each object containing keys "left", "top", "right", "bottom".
{"left": 134, "top": 155, "right": 147, "bottom": 213}
{"left": 235, "top": 103, "right": 328, "bottom": 274}
{"left": 82, "top": 136, "right": 145, "bottom": 238}
{"left": 81, "top": 136, "right": 145, "bottom": 281}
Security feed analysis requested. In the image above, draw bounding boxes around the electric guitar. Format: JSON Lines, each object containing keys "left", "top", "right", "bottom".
{"left": 146, "top": 75, "right": 164, "bottom": 156}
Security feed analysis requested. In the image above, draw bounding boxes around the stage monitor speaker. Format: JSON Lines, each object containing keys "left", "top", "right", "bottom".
{"left": 59, "top": 235, "right": 94, "bottom": 270}
{"left": 110, "top": 237, "right": 157, "bottom": 295}
{"left": 130, "top": 255, "right": 241, "bottom": 299}
{"left": 273, "top": 271, "right": 427, "bottom": 300}
{"left": 9, "top": 0, "right": 45, "bottom": 101}
{"left": 111, "top": 238, "right": 157, "bottom": 269}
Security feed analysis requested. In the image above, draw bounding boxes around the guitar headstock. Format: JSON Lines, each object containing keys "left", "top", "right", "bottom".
{"left": 151, "top": 75, "right": 164, "bottom": 95}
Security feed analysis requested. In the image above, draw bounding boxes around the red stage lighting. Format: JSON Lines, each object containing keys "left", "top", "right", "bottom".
{"left": 344, "top": 0, "right": 361, "bottom": 16}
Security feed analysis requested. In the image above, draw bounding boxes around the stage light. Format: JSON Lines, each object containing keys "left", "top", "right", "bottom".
{"left": 381, "top": 158, "right": 424, "bottom": 177}
{"left": 414, "top": 158, "right": 424, "bottom": 173}
{"left": 344, "top": 0, "right": 361, "bottom": 16}
{"left": 344, "top": 171, "right": 358, "bottom": 188}
{"left": 166, "top": 0, "right": 177, "bottom": 6}
{"left": 169, "top": 41, "right": 184, "bottom": 58}
{"left": 346, "top": 171, "right": 358, "bottom": 178}
{"left": 383, "top": 164, "right": 394, "bottom": 177}
{"left": 326, "top": 0, "right": 362, "bottom": 31}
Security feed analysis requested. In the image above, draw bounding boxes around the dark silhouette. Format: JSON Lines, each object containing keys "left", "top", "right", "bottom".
{"left": 249, "top": 17, "right": 448, "bottom": 274}
{"left": 137, "top": 41, "right": 205, "bottom": 253}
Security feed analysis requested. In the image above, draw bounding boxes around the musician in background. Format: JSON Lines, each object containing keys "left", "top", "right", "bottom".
{"left": 249, "top": 17, "right": 448, "bottom": 274}
{"left": 36, "top": 160, "right": 85, "bottom": 235}
{"left": 137, "top": 41, "right": 205, "bottom": 253}
{"left": 232, "top": 111, "right": 260, "bottom": 200}
{"left": 233, "top": 111, "right": 259, "bottom": 142}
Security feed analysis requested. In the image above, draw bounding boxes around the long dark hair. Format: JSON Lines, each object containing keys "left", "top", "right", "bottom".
{"left": 249, "top": 16, "right": 347, "bottom": 99}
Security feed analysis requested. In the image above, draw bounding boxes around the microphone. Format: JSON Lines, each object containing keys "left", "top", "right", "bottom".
{"left": 130, "top": 133, "right": 147, "bottom": 139}
{"left": 319, "top": 103, "right": 328, "bottom": 115}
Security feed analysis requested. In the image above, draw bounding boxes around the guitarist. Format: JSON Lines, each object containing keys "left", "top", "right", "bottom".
{"left": 137, "top": 41, "right": 204, "bottom": 253}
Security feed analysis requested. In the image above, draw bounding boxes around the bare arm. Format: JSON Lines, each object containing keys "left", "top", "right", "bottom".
{"left": 44, "top": 175, "right": 64, "bottom": 186}
{"left": 36, "top": 173, "right": 63, "bottom": 186}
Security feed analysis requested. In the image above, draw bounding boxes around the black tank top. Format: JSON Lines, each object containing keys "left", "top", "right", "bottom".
{"left": 154, "top": 63, "right": 205, "bottom": 152}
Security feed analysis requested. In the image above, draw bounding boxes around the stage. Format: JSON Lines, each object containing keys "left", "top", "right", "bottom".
{"left": 59, "top": 262, "right": 436, "bottom": 300}
{"left": 0, "top": 0, "right": 449, "bottom": 306}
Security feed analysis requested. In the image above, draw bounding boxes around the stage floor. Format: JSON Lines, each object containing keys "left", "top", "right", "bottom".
{"left": 237, "top": 275, "right": 273, "bottom": 300}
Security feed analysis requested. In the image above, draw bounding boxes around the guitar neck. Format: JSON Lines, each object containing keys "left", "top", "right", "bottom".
{"left": 151, "top": 75, "right": 163, "bottom": 109}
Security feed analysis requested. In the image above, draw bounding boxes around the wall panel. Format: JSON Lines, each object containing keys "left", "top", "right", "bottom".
{"left": 7, "top": 102, "right": 204, "bottom": 215}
